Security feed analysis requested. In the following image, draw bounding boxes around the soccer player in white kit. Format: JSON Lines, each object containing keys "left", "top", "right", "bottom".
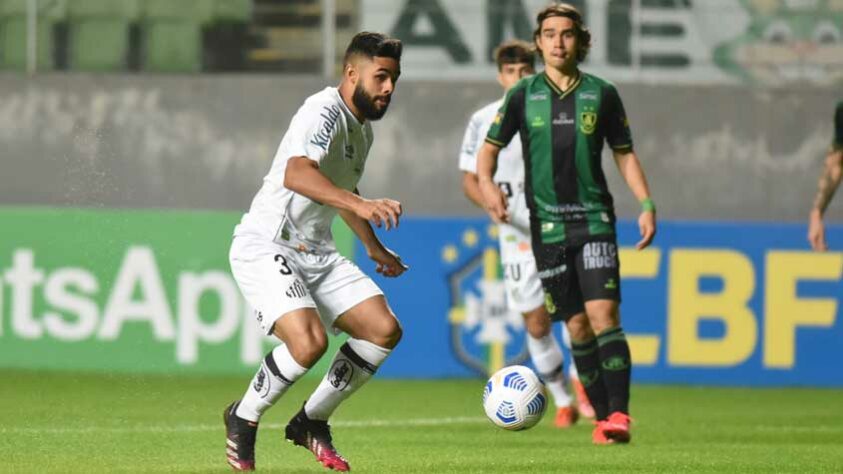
{"left": 224, "top": 32, "right": 405, "bottom": 472}
{"left": 458, "top": 40, "right": 594, "bottom": 428}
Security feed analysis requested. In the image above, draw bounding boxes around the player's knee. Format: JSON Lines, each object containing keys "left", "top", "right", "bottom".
{"left": 585, "top": 301, "right": 620, "bottom": 333}
{"left": 368, "top": 316, "right": 402, "bottom": 349}
{"left": 287, "top": 331, "right": 328, "bottom": 367}
{"left": 523, "top": 308, "right": 551, "bottom": 338}
{"left": 566, "top": 313, "right": 594, "bottom": 341}
{"left": 590, "top": 319, "right": 619, "bottom": 335}
{"left": 382, "top": 317, "right": 403, "bottom": 349}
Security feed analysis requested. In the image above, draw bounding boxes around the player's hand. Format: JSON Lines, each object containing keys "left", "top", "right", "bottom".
{"left": 636, "top": 210, "right": 656, "bottom": 250}
{"left": 479, "top": 178, "right": 509, "bottom": 223}
{"left": 808, "top": 209, "right": 827, "bottom": 251}
{"left": 355, "top": 198, "right": 403, "bottom": 230}
{"left": 368, "top": 245, "right": 408, "bottom": 278}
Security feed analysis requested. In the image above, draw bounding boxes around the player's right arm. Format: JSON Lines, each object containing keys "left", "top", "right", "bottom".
{"left": 478, "top": 84, "right": 526, "bottom": 223}
{"left": 458, "top": 112, "right": 488, "bottom": 208}
{"left": 477, "top": 143, "right": 508, "bottom": 223}
{"left": 284, "top": 158, "right": 402, "bottom": 230}
{"left": 281, "top": 100, "right": 401, "bottom": 230}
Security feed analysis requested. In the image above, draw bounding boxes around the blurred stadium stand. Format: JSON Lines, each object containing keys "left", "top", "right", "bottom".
{"left": 0, "top": 0, "right": 60, "bottom": 70}
{"left": 0, "top": 0, "right": 256, "bottom": 72}
{"left": 248, "top": 0, "right": 356, "bottom": 73}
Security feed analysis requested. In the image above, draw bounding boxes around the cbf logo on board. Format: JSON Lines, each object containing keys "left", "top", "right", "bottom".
{"left": 443, "top": 225, "right": 528, "bottom": 376}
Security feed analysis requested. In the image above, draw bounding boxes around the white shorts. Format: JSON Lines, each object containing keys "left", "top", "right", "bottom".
{"left": 229, "top": 236, "right": 383, "bottom": 335}
{"left": 498, "top": 223, "right": 545, "bottom": 314}
{"left": 502, "top": 256, "right": 546, "bottom": 314}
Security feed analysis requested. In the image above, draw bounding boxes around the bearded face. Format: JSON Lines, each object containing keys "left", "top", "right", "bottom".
{"left": 352, "top": 81, "right": 391, "bottom": 121}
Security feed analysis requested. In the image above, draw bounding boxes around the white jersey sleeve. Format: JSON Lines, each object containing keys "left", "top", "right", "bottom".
{"left": 282, "top": 98, "right": 342, "bottom": 164}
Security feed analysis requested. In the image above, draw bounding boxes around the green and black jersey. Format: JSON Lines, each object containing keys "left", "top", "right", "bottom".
{"left": 834, "top": 100, "right": 843, "bottom": 151}
{"left": 486, "top": 71, "right": 633, "bottom": 245}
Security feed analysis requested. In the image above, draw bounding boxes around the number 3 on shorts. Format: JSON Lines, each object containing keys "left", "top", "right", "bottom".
{"left": 274, "top": 254, "right": 293, "bottom": 275}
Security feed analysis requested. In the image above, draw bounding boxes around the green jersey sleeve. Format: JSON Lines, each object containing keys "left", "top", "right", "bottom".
{"left": 603, "top": 84, "right": 633, "bottom": 151}
{"left": 833, "top": 101, "right": 843, "bottom": 151}
{"left": 485, "top": 84, "right": 526, "bottom": 148}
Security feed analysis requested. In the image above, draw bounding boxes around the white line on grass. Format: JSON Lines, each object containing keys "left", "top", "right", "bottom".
{"left": 752, "top": 425, "right": 843, "bottom": 433}
{"left": 1, "top": 416, "right": 489, "bottom": 435}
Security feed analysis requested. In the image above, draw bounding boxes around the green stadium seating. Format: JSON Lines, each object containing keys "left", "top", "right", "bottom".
{"left": 211, "top": 0, "right": 250, "bottom": 22}
{"left": 0, "top": 0, "right": 62, "bottom": 71}
{"left": 141, "top": 0, "right": 250, "bottom": 72}
{"left": 66, "top": 0, "right": 139, "bottom": 71}
{"left": 141, "top": 0, "right": 213, "bottom": 72}
{"left": 0, "top": 0, "right": 252, "bottom": 73}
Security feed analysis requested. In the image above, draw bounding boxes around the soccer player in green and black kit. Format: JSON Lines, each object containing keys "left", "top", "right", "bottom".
{"left": 477, "top": 3, "right": 656, "bottom": 445}
{"left": 808, "top": 100, "right": 842, "bottom": 251}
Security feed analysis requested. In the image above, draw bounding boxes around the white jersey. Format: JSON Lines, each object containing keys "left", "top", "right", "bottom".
{"left": 458, "top": 99, "right": 533, "bottom": 263}
{"left": 234, "top": 87, "right": 373, "bottom": 252}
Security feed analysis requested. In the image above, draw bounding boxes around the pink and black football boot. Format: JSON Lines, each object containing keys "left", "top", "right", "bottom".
{"left": 285, "top": 405, "right": 350, "bottom": 472}
{"left": 223, "top": 401, "right": 258, "bottom": 471}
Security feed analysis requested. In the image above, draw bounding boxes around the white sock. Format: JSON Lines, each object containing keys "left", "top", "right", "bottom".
{"left": 304, "top": 338, "right": 391, "bottom": 420}
{"left": 236, "top": 344, "right": 308, "bottom": 422}
{"left": 527, "top": 333, "right": 573, "bottom": 408}
{"left": 560, "top": 325, "right": 579, "bottom": 379}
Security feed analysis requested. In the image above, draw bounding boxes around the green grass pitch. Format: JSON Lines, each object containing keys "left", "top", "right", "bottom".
{"left": 2, "top": 370, "right": 842, "bottom": 472}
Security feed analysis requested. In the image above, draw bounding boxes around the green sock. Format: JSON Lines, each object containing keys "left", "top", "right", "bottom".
{"left": 596, "top": 327, "right": 632, "bottom": 414}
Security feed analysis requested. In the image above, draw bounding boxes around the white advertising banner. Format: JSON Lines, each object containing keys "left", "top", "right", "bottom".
{"left": 361, "top": 0, "right": 843, "bottom": 85}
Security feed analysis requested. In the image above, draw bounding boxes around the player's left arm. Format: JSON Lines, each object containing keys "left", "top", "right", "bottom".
{"left": 337, "top": 189, "right": 408, "bottom": 277}
{"left": 808, "top": 102, "right": 843, "bottom": 251}
{"left": 613, "top": 151, "right": 656, "bottom": 250}
{"left": 605, "top": 84, "right": 656, "bottom": 250}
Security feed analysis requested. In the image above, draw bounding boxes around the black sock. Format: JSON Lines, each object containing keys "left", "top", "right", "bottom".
{"left": 596, "top": 326, "right": 632, "bottom": 415}
{"left": 571, "top": 338, "right": 610, "bottom": 420}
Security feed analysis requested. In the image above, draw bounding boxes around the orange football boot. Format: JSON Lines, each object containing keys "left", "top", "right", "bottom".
{"left": 591, "top": 420, "right": 614, "bottom": 445}
{"left": 554, "top": 406, "right": 579, "bottom": 428}
{"left": 602, "top": 411, "right": 632, "bottom": 443}
{"left": 572, "top": 378, "right": 596, "bottom": 419}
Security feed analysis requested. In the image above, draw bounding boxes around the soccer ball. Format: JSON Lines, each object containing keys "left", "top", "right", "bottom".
{"left": 482, "top": 365, "right": 547, "bottom": 431}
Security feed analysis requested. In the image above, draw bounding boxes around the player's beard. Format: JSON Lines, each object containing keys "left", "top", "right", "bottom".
{"left": 352, "top": 83, "right": 390, "bottom": 121}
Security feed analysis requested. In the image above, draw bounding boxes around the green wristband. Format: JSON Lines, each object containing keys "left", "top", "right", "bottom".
{"left": 641, "top": 198, "right": 656, "bottom": 213}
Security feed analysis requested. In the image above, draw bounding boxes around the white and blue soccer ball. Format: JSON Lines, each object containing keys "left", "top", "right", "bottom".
{"left": 482, "top": 365, "right": 548, "bottom": 431}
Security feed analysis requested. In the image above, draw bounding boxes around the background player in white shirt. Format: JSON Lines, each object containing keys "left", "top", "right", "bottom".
{"left": 224, "top": 32, "right": 406, "bottom": 472}
{"left": 459, "top": 40, "right": 594, "bottom": 428}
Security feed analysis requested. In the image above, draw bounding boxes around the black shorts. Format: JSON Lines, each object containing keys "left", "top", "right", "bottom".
{"left": 533, "top": 235, "right": 621, "bottom": 322}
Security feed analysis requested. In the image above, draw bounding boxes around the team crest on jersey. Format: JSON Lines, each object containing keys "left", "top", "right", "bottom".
{"left": 443, "top": 226, "right": 528, "bottom": 376}
{"left": 580, "top": 110, "right": 597, "bottom": 135}
{"left": 493, "top": 112, "right": 503, "bottom": 125}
